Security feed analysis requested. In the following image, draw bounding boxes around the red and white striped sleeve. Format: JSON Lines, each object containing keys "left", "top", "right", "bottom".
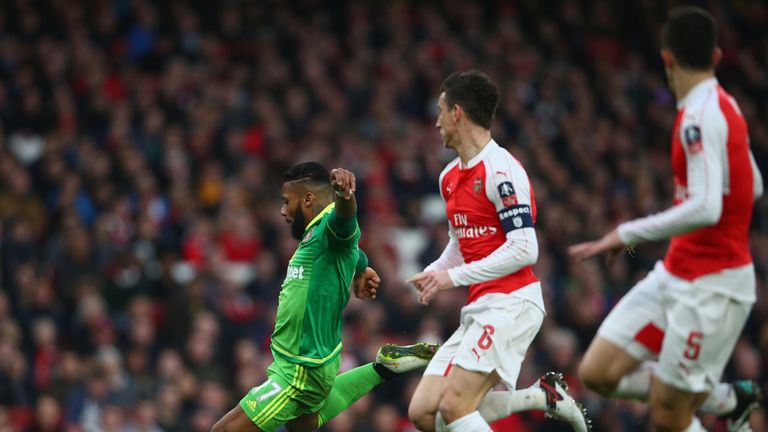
{"left": 618, "top": 105, "right": 724, "bottom": 245}
{"left": 447, "top": 151, "right": 538, "bottom": 286}
{"left": 423, "top": 225, "right": 464, "bottom": 272}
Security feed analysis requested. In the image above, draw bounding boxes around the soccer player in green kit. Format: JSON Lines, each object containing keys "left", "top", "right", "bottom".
{"left": 212, "top": 162, "right": 437, "bottom": 432}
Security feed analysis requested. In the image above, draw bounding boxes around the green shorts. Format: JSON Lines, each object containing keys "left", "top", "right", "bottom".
{"left": 239, "top": 355, "right": 340, "bottom": 431}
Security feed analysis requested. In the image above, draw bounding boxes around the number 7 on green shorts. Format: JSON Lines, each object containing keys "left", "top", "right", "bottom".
{"left": 239, "top": 364, "right": 309, "bottom": 432}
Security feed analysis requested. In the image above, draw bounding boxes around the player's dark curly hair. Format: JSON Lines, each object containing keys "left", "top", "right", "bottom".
{"left": 440, "top": 69, "right": 500, "bottom": 129}
{"left": 283, "top": 161, "right": 331, "bottom": 188}
{"left": 662, "top": 6, "right": 717, "bottom": 71}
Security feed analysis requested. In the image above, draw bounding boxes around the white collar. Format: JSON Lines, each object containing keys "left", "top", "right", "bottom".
{"left": 677, "top": 77, "right": 718, "bottom": 109}
{"left": 461, "top": 139, "right": 497, "bottom": 169}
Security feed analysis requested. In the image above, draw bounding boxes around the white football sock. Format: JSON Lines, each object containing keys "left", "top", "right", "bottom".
{"left": 435, "top": 412, "right": 448, "bottom": 432}
{"left": 610, "top": 361, "right": 655, "bottom": 399}
{"left": 477, "top": 388, "right": 547, "bottom": 422}
{"left": 610, "top": 362, "right": 736, "bottom": 415}
{"left": 699, "top": 383, "right": 737, "bottom": 415}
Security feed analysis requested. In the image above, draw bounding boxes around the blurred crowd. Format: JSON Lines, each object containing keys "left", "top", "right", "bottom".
{"left": 0, "top": 0, "right": 766, "bottom": 431}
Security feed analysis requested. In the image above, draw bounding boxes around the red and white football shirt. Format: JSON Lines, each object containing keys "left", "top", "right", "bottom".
{"left": 618, "top": 78, "right": 763, "bottom": 301}
{"left": 425, "top": 140, "right": 543, "bottom": 307}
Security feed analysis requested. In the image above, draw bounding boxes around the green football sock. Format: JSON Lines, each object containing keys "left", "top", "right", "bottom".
{"left": 316, "top": 363, "right": 384, "bottom": 426}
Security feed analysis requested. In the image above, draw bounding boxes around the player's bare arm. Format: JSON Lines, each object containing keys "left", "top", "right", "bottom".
{"left": 568, "top": 229, "right": 625, "bottom": 262}
{"left": 330, "top": 167, "right": 356, "bottom": 219}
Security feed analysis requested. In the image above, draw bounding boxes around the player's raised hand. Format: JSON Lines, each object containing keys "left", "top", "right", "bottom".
{"left": 406, "top": 271, "right": 454, "bottom": 305}
{"left": 353, "top": 267, "right": 380, "bottom": 300}
{"left": 330, "top": 168, "right": 356, "bottom": 200}
{"left": 568, "top": 229, "right": 624, "bottom": 263}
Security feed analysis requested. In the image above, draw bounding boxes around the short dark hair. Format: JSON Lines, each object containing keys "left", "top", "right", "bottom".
{"left": 440, "top": 70, "right": 500, "bottom": 129}
{"left": 662, "top": 6, "right": 717, "bottom": 71}
{"left": 283, "top": 161, "right": 330, "bottom": 187}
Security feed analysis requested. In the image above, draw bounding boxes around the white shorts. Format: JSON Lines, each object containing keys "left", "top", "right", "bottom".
{"left": 424, "top": 293, "right": 544, "bottom": 389}
{"left": 598, "top": 261, "right": 754, "bottom": 393}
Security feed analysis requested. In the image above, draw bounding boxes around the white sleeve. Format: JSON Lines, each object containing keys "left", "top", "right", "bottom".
{"left": 424, "top": 160, "right": 465, "bottom": 272}
{"left": 749, "top": 150, "right": 763, "bottom": 200}
{"left": 424, "top": 226, "right": 465, "bottom": 272}
{"left": 447, "top": 154, "right": 538, "bottom": 287}
{"left": 618, "top": 108, "right": 724, "bottom": 245}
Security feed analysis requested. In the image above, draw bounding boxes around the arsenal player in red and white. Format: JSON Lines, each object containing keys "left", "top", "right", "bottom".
{"left": 406, "top": 70, "right": 590, "bottom": 432}
{"left": 570, "top": 7, "right": 763, "bottom": 432}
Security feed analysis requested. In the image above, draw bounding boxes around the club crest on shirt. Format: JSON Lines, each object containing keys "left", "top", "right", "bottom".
{"left": 684, "top": 125, "right": 703, "bottom": 154}
{"left": 497, "top": 181, "right": 517, "bottom": 206}
{"left": 473, "top": 178, "right": 483, "bottom": 195}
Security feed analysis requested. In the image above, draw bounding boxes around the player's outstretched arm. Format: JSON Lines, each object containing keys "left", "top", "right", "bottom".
{"left": 327, "top": 167, "right": 360, "bottom": 249}
{"left": 571, "top": 115, "right": 730, "bottom": 262}
{"left": 330, "top": 167, "right": 357, "bottom": 220}
{"left": 614, "top": 117, "right": 724, "bottom": 246}
{"left": 568, "top": 229, "right": 625, "bottom": 263}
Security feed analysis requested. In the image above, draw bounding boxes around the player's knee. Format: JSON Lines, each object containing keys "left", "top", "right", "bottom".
{"left": 649, "top": 403, "right": 690, "bottom": 432}
{"left": 409, "top": 413, "right": 436, "bottom": 432}
{"left": 648, "top": 367, "right": 706, "bottom": 431}
{"left": 408, "top": 399, "right": 436, "bottom": 432}
{"left": 578, "top": 360, "right": 618, "bottom": 396}
{"left": 437, "top": 389, "right": 471, "bottom": 425}
{"left": 648, "top": 385, "right": 692, "bottom": 432}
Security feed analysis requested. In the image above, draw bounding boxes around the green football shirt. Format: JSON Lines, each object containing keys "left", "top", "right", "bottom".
{"left": 270, "top": 203, "right": 361, "bottom": 366}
